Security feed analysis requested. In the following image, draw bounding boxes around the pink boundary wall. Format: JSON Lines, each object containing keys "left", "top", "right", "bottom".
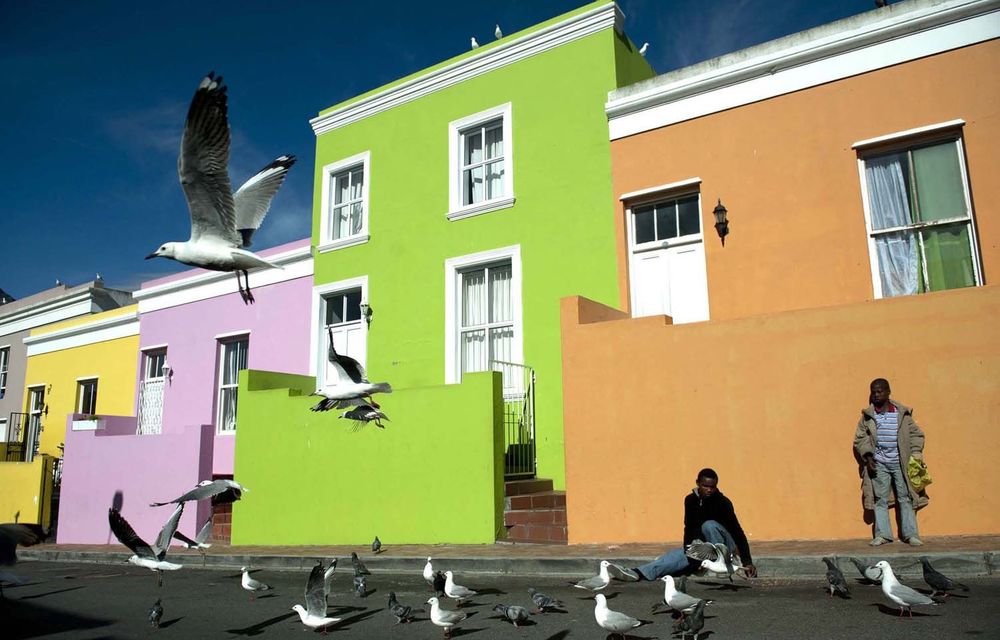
{"left": 56, "top": 238, "right": 313, "bottom": 544}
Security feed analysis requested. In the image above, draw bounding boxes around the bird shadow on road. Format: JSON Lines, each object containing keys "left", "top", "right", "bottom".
{"left": 473, "top": 587, "right": 506, "bottom": 596}
{"left": 868, "top": 603, "right": 940, "bottom": 618}
{"left": 576, "top": 591, "right": 620, "bottom": 600}
{"left": 18, "top": 586, "right": 87, "bottom": 600}
{"left": 701, "top": 582, "right": 751, "bottom": 592}
{"left": 816, "top": 586, "right": 852, "bottom": 599}
{"left": 158, "top": 617, "right": 183, "bottom": 629}
{"left": 489, "top": 615, "right": 538, "bottom": 627}
{"left": 916, "top": 588, "right": 968, "bottom": 599}
{"left": 543, "top": 631, "right": 570, "bottom": 640}
{"left": 225, "top": 611, "right": 297, "bottom": 635}
{"left": 254, "top": 593, "right": 278, "bottom": 600}
{"left": 331, "top": 607, "right": 382, "bottom": 630}
{"left": 449, "top": 627, "right": 486, "bottom": 638}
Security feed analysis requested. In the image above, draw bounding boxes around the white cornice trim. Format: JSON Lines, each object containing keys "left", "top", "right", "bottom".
{"left": 606, "top": 0, "right": 999, "bottom": 138}
{"left": 0, "top": 291, "right": 97, "bottom": 337}
{"left": 447, "top": 196, "right": 516, "bottom": 221}
{"left": 310, "top": 3, "right": 619, "bottom": 136}
{"left": 133, "top": 245, "right": 313, "bottom": 313}
{"left": 24, "top": 312, "right": 139, "bottom": 356}
{"left": 317, "top": 234, "right": 370, "bottom": 254}
{"left": 620, "top": 178, "right": 702, "bottom": 202}
{"left": 852, "top": 118, "right": 965, "bottom": 149}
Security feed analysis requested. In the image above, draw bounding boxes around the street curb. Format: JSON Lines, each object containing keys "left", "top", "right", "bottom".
{"left": 20, "top": 549, "right": 997, "bottom": 578}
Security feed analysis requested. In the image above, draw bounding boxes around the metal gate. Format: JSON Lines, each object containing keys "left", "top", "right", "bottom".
{"left": 136, "top": 378, "right": 165, "bottom": 435}
{"left": 491, "top": 360, "right": 535, "bottom": 478}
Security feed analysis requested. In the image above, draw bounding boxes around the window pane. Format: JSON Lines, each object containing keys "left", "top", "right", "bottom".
{"left": 349, "top": 202, "right": 363, "bottom": 234}
{"left": 866, "top": 152, "right": 913, "bottom": 230}
{"left": 222, "top": 340, "right": 248, "bottom": 385}
{"left": 345, "top": 290, "right": 362, "bottom": 322}
{"left": 461, "top": 329, "right": 486, "bottom": 373}
{"left": 220, "top": 388, "right": 238, "bottom": 431}
{"left": 334, "top": 172, "right": 350, "bottom": 205}
{"left": 874, "top": 230, "right": 918, "bottom": 297}
{"left": 486, "top": 160, "right": 504, "bottom": 199}
{"left": 464, "top": 165, "right": 485, "bottom": 205}
{"left": 146, "top": 353, "right": 165, "bottom": 378}
{"left": 484, "top": 122, "right": 503, "bottom": 160}
{"left": 461, "top": 269, "right": 486, "bottom": 327}
{"left": 332, "top": 204, "right": 349, "bottom": 239}
{"left": 677, "top": 196, "right": 701, "bottom": 236}
{"left": 913, "top": 142, "right": 966, "bottom": 222}
{"left": 634, "top": 206, "right": 655, "bottom": 244}
{"left": 655, "top": 203, "right": 677, "bottom": 240}
{"left": 326, "top": 294, "right": 346, "bottom": 325}
{"left": 489, "top": 325, "right": 513, "bottom": 364}
{"left": 350, "top": 168, "right": 364, "bottom": 200}
{"left": 464, "top": 130, "right": 483, "bottom": 165}
{"left": 922, "top": 224, "right": 975, "bottom": 291}
{"left": 489, "top": 264, "right": 512, "bottom": 323}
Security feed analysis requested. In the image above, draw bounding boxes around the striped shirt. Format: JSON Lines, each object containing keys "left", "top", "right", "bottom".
{"left": 873, "top": 405, "right": 899, "bottom": 464}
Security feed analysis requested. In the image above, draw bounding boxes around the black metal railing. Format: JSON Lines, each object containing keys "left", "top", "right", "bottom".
{"left": 2, "top": 412, "right": 28, "bottom": 462}
{"left": 491, "top": 361, "right": 536, "bottom": 479}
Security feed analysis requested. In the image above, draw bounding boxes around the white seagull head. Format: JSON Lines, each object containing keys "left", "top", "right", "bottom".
{"left": 146, "top": 242, "right": 181, "bottom": 260}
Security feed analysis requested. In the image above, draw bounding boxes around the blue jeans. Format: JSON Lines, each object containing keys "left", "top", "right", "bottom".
{"left": 873, "top": 461, "right": 918, "bottom": 541}
{"left": 635, "top": 521, "right": 735, "bottom": 580}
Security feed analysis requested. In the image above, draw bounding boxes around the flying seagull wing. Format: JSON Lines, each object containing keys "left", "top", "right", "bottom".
{"left": 327, "top": 329, "right": 368, "bottom": 383}
{"left": 178, "top": 72, "right": 238, "bottom": 245}
{"left": 193, "top": 518, "right": 212, "bottom": 545}
{"left": 305, "top": 562, "right": 328, "bottom": 617}
{"left": 234, "top": 155, "right": 296, "bottom": 247}
{"left": 108, "top": 508, "right": 156, "bottom": 559}
{"left": 0, "top": 523, "right": 45, "bottom": 566}
{"left": 153, "top": 503, "right": 184, "bottom": 559}
{"left": 684, "top": 540, "right": 721, "bottom": 562}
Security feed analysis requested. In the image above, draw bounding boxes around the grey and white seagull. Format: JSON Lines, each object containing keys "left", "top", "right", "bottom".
{"left": 145, "top": 72, "right": 296, "bottom": 305}
{"left": 686, "top": 540, "right": 745, "bottom": 581}
{"left": 173, "top": 516, "right": 212, "bottom": 555}
{"left": 108, "top": 505, "right": 185, "bottom": 586}
{"left": 594, "top": 593, "right": 649, "bottom": 639}
{"left": 311, "top": 328, "right": 392, "bottom": 410}
{"left": 652, "top": 575, "right": 711, "bottom": 614}
{"left": 426, "top": 596, "right": 468, "bottom": 638}
{"left": 573, "top": 559, "right": 612, "bottom": 591}
{"left": 150, "top": 479, "right": 247, "bottom": 507}
{"left": 292, "top": 563, "right": 342, "bottom": 632}
{"left": 443, "top": 570, "right": 477, "bottom": 606}
{"left": 241, "top": 566, "right": 272, "bottom": 600}
{"left": 875, "top": 560, "right": 937, "bottom": 617}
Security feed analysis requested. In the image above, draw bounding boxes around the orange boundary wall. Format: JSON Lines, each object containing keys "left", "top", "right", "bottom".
{"left": 561, "top": 286, "right": 1000, "bottom": 544}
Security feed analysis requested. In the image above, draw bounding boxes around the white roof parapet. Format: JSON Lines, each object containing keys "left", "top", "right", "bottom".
{"left": 310, "top": 3, "right": 621, "bottom": 136}
{"left": 606, "top": 0, "right": 1000, "bottom": 139}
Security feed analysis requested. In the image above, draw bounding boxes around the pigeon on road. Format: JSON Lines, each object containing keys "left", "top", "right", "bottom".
{"left": 653, "top": 575, "right": 710, "bottom": 614}
{"left": 387, "top": 591, "right": 415, "bottom": 623}
{"left": 241, "top": 567, "right": 272, "bottom": 600}
{"left": 594, "top": 593, "right": 649, "bottom": 639}
{"left": 528, "top": 587, "right": 566, "bottom": 613}
{"left": 494, "top": 603, "right": 531, "bottom": 627}
{"left": 875, "top": 560, "right": 937, "bottom": 617}
{"left": 144, "top": 72, "right": 295, "bottom": 305}
{"left": 848, "top": 557, "right": 882, "bottom": 583}
{"left": 673, "top": 599, "right": 707, "bottom": 640}
{"left": 823, "top": 557, "right": 851, "bottom": 598}
{"left": 920, "top": 557, "right": 969, "bottom": 597}
{"left": 444, "top": 570, "right": 477, "bottom": 605}
{"left": 433, "top": 570, "right": 447, "bottom": 595}
{"left": 292, "top": 563, "right": 342, "bottom": 632}
{"left": 108, "top": 506, "right": 184, "bottom": 586}
{"left": 427, "top": 596, "right": 468, "bottom": 637}
{"left": 372, "top": 536, "right": 382, "bottom": 554}
{"left": 150, "top": 479, "right": 247, "bottom": 507}
{"left": 351, "top": 551, "right": 371, "bottom": 575}
{"left": 354, "top": 573, "right": 367, "bottom": 597}
{"left": 148, "top": 598, "right": 163, "bottom": 628}
{"left": 573, "top": 559, "right": 612, "bottom": 591}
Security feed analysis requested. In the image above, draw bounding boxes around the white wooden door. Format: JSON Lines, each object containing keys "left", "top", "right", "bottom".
{"left": 325, "top": 323, "right": 367, "bottom": 385}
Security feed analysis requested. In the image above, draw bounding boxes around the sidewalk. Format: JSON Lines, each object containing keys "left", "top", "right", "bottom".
{"left": 21, "top": 535, "right": 999, "bottom": 578}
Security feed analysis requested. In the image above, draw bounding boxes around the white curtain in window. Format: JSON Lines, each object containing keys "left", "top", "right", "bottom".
{"left": 461, "top": 329, "right": 486, "bottom": 373}
{"left": 462, "top": 270, "right": 486, "bottom": 327}
{"left": 349, "top": 169, "right": 364, "bottom": 234}
{"left": 489, "top": 265, "right": 511, "bottom": 322}
{"left": 866, "top": 154, "right": 917, "bottom": 296}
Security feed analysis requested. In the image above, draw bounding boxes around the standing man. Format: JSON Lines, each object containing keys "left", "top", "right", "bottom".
{"left": 853, "top": 378, "right": 927, "bottom": 546}
{"left": 632, "top": 468, "right": 757, "bottom": 580}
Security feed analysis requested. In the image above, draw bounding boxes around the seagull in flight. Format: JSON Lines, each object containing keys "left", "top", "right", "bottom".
{"left": 150, "top": 478, "right": 247, "bottom": 507}
{"left": 0, "top": 522, "right": 46, "bottom": 597}
{"left": 292, "top": 563, "right": 342, "bottom": 632}
{"left": 108, "top": 506, "right": 185, "bottom": 586}
{"left": 311, "top": 327, "right": 391, "bottom": 410}
{"left": 145, "top": 72, "right": 296, "bottom": 305}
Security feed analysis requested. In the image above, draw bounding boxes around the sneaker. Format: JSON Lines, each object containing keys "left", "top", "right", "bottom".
{"left": 607, "top": 562, "right": 641, "bottom": 582}
{"left": 631, "top": 568, "right": 645, "bottom": 582}
{"left": 869, "top": 536, "right": 893, "bottom": 546}
{"left": 907, "top": 537, "right": 924, "bottom": 546}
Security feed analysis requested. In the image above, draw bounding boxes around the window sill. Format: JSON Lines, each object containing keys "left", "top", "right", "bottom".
{"left": 217, "top": 430, "right": 236, "bottom": 437}
{"left": 446, "top": 196, "right": 516, "bottom": 221}
{"left": 317, "top": 234, "right": 370, "bottom": 254}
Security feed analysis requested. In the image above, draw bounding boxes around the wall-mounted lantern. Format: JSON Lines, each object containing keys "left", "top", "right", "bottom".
{"left": 360, "top": 301, "right": 373, "bottom": 328}
{"left": 713, "top": 199, "right": 730, "bottom": 246}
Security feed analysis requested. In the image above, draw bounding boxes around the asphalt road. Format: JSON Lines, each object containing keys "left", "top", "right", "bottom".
{"left": 2, "top": 561, "right": 997, "bottom": 639}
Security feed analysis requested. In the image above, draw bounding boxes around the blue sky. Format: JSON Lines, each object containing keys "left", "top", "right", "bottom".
{"left": 0, "top": 0, "right": 877, "bottom": 299}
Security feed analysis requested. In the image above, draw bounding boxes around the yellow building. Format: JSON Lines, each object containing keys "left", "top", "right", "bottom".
{"left": 0, "top": 305, "right": 138, "bottom": 526}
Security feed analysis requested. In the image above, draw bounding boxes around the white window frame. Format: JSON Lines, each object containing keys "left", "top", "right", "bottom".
{"left": 444, "top": 245, "right": 522, "bottom": 384}
{"left": 0, "top": 345, "right": 8, "bottom": 400}
{"left": 318, "top": 150, "right": 371, "bottom": 253}
{"left": 26, "top": 385, "right": 45, "bottom": 462}
{"left": 0, "top": 418, "right": 7, "bottom": 443}
{"left": 136, "top": 348, "right": 167, "bottom": 435}
{"left": 309, "top": 275, "right": 368, "bottom": 385}
{"left": 626, "top": 188, "right": 705, "bottom": 254}
{"left": 76, "top": 377, "right": 99, "bottom": 415}
{"left": 216, "top": 336, "right": 249, "bottom": 434}
{"left": 447, "top": 103, "right": 515, "bottom": 221}
{"left": 855, "top": 126, "right": 982, "bottom": 299}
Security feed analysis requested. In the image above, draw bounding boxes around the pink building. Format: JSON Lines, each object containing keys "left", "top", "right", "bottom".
{"left": 57, "top": 239, "right": 313, "bottom": 544}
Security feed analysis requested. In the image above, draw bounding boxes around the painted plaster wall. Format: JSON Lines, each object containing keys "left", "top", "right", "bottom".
{"left": 561, "top": 287, "right": 1000, "bottom": 543}
{"left": 232, "top": 370, "right": 503, "bottom": 545}
{"left": 610, "top": 41, "right": 1000, "bottom": 320}
{"left": 22, "top": 307, "right": 139, "bottom": 458}
{"left": 0, "top": 327, "right": 29, "bottom": 436}
{"left": 57, "top": 416, "right": 213, "bottom": 544}
{"left": 311, "top": 17, "right": 642, "bottom": 488}
{"left": 137, "top": 275, "right": 313, "bottom": 475}
{"left": 0, "top": 456, "right": 54, "bottom": 526}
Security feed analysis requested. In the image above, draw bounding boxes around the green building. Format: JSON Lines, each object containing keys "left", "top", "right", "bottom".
{"left": 234, "top": 1, "right": 653, "bottom": 545}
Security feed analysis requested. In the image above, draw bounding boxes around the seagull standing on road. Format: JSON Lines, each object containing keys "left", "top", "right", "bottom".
{"left": 427, "top": 596, "right": 467, "bottom": 637}
{"left": 424, "top": 557, "right": 436, "bottom": 589}
{"left": 144, "top": 72, "right": 296, "bottom": 305}
{"left": 241, "top": 567, "right": 272, "bottom": 600}
{"left": 150, "top": 479, "right": 247, "bottom": 507}
{"left": 653, "top": 575, "right": 710, "bottom": 614}
{"left": 108, "top": 505, "right": 184, "bottom": 586}
{"left": 594, "top": 593, "right": 648, "bottom": 639}
{"left": 443, "top": 570, "right": 477, "bottom": 606}
{"left": 292, "top": 563, "right": 342, "bottom": 632}
{"left": 920, "top": 556, "right": 969, "bottom": 597}
{"left": 874, "top": 560, "right": 937, "bottom": 617}
{"left": 823, "top": 557, "right": 851, "bottom": 598}
{"left": 573, "top": 559, "right": 612, "bottom": 591}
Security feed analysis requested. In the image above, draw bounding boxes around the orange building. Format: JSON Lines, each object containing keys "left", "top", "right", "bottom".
{"left": 563, "top": 0, "right": 1000, "bottom": 544}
